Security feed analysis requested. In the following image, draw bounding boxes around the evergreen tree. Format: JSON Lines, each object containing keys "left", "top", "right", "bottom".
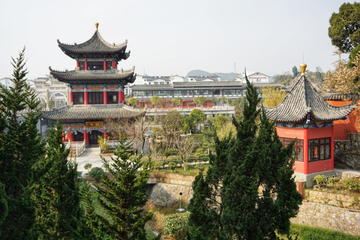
{"left": 33, "top": 120, "right": 86, "bottom": 239}
{"left": 0, "top": 48, "right": 46, "bottom": 239}
{"left": 0, "top": 182, "right": 7, "bottom": 237}
{"left": 187, "top": 77, "right": 302, "bottom": 239}
{"left": 96, "top": 134, "right": 159, "bottom": 239}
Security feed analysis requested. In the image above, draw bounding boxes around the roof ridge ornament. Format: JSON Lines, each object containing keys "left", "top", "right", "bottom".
{"left": 300, "top": 63, "right": 307, "bottom": 76}
{"left": 95, "top": 23, "right": 99, "bottom": 30}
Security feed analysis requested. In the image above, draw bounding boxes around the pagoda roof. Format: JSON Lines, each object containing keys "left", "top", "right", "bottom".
{"left": 265, "top": 74, "right": 355, "bottom": 122}
{"left": 42, "top": 104, "right": 145, "bottom": 120}
{"left": 49, "top": 68, "right": 136, "bottom": 84}
{"left": 57, "top": 28, "right": 129, "bottom": 60}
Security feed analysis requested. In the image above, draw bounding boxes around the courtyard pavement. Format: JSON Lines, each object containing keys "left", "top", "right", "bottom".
{"left": 69, "top": 147, "right": 113, "bottom": 176}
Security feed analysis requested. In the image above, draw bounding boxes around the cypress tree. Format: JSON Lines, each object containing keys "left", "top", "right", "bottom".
{"left": 188, "top": 77, "right": 303, "bottom": 239}
{"left": 33, "top": 120, "right": 86, "bottom": 239}
{"left": 96, "top": 134, "right": 158, "bottom": 239}
{"left": 0, "top": 48, "right": 46, "bottom": 239}
{"left": 0, "top": 182, "right": 7, "bottom": 237}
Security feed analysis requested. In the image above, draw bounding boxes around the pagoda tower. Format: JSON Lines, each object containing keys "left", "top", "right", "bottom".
{"left": 43, "top": 23, "right": 145, "bottom": 146}
{"left": 265, "top": 64, "right": 355, "bottom": 187}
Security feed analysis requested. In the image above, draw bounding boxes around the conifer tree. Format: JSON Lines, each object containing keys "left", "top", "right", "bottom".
{"left": 187, "top": 77, "right": 302, "bottom": 239}
{"left": 33, "top": 120, "right": 86, "bottom": 239}
{"left": 0, "top": 182, "right": 7, "bottom": 237}
{"left": 0, "top": 48, "right": 46, "bottom": 239}
{"left": 96, "top": 134, "right": 158, "bottom": 239}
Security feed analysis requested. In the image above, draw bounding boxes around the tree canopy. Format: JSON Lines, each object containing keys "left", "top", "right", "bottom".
{"left": 328, "top": 2, "right": 360, "bottom": 53}
{"left": 260, "top": 84, "right": 287, "bottom": 108}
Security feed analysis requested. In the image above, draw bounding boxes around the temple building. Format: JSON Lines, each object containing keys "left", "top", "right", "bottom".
{"left": 42, "top": 23, "right": 145, "bottom": 146}
{"left": 265, "top": 64, "right": 355, "bottom": 187}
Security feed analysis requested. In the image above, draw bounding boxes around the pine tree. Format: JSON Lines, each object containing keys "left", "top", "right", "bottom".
{"left": 96, "top": 134, "right": 157, "bottom": 239}
{"left": 33, "top": 120, "right": 86, "bottom": 239}
{"left": 0, "top": 182, "right": 8, "bottom": 237}
{"left": 187, "top": 77, "right": 303, "bottom": 239}
{"left": 0, "top": 48, "right": 46, "bottom": 239}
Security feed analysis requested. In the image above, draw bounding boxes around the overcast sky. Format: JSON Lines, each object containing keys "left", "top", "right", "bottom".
{"left": 0, "top": 0, "right": 351, "bottom": 79}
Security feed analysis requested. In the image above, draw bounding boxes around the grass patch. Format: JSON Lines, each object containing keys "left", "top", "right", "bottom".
{"left": 279, "top": 224, "right": 360, "bottom": 240}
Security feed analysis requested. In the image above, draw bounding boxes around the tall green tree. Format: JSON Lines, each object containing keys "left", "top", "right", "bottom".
{"left": 96, "top": 135, "right": 158, "bottom": 239}
{"left": 33, "top": 120, "right": 87, "bottom": 239}
{"left": 187, "top": 77, "right": 302, "bottom": 239}
{"left": 328, "top": 2, "right": 360, "bottom": 53}
{"left": 0, "top": 48, "right": 46, "bottom": 239}
{"left": 292, "top": 66, "right": 298, "bottom": 78}
{"left": 0, "top": 182, "right": 7, "bottom": 237}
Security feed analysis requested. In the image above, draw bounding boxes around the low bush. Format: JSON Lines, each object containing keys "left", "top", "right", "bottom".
{"left": 343, "top": 178, "right": 360, "bottom": 192}
{"left": 168, "top": 161, "right": 177, "bottom": 172}
{"left": 196, "top": 163, "right": 205, "bottom": 172}
{"left": 183, "top": 163, "right": 191, "bottom": 171}
{"left": 88, "top": 167, "right": 103, "bottom": 182}
{"left": 84, "top": 163, "right": 92, "bottom": 170}
{"left": 163, "top": 212, "right": 190, "bottom": 240}
{"left": 328, "top": 177, "right": 340, "bottom": 186}
{"left": 98, "top": 136, "right": 110, "bottom": 153}
{"left": 314, "top": 175, "right": 326, "bottom": 186}
{"left": 154, "top": 161, "right": 162, "bottom": 170}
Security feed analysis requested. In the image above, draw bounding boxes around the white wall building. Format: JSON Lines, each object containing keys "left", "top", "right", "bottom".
{"left": 235, "top": 72, "right": 273, "bottom": 84}
{"left": 0, "top": 77, "right": 13, "bottom": 89}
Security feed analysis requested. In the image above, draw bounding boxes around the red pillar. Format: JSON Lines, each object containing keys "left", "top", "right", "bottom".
{"left": 103, "top": 88, "right": 107, "bottom": 105}
{"left": 112, "top": 61, "right": 116, "bottom": 69}
{"left": 76, "top": 61, "right": 79, "bottom": 69}
{"left": 85, "top": 61, "right": 88, "bottom": 70}
{"left": 84, "top": 130, "right": 88, "bottom": 145}
{"left": 103, "top": 60, "right": 106, "bottom": 70}
{"left": 119, "top": 85, "right": 124, "bottom": 103}
{"left": 84, "top": 88, "right": 88, "bottom": 105}
{"left": 103, "top": 130, "right": 107, "bottom": 140}
{"left": 304, "top": 128, "right": 309, "bottom": 175}
{"left": 62, "top": 132, "right": 65, "bottom": 142}
{"left": 69, "top": 87, "right": 73, "bottom": 104}
{"left": 331, "top": 124, "right": 335, "bottom": 170}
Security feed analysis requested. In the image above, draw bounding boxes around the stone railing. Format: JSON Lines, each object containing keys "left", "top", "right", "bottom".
{"left": 65, "top": 139, "right": 70, "bottom": 150}
{"left": 145, "top": 106, "right": 235, "bottom": 116}
{"left": 75, "top": 139, "right": 86, "bottom": 157}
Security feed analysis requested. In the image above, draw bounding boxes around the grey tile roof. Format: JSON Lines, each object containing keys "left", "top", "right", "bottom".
{"left": 49, "top": 68, "right": 135, "bottom": 83}
{"left": 42, "top": 104, "right": 145, "bottom": 120}
{"left": 323, "top": 93, "right": 360, "bottom": 101}
{"left": 265, "top": 75, "right": 355, "bottom": 122}
{"left": 57, "top": 30, "right": 128, "bottom": 56}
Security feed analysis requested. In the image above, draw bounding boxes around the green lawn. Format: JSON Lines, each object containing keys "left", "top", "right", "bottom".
{"left": 279, "top": 224, "right": 360, "bottom": 240}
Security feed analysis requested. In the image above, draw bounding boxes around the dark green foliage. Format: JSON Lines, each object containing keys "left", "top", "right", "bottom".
{"left": 187, "top": 77, "right": 303, "bottom": 239}
{"left": 81, "top": 180, "right": 109, "bottom": 240}
{"left": 0, "top": 48, "right": 46, "bottom": 239}
{"left": 88, "top": 167, "right": 104, "bottom": 182}
{"left": 0, "top": 182, "right": 8, "bottom": 237}
{"left": 328, "top": 2, "right": 360, "bottom": 53}
{"left": 96, "top": 134, "right": 157, "bottom": 239}
{"left": 33, "top": 120, "right": 87, "bottom": 239}
{"left": 348, "top": 44, "right": 360, "bottom": 68}
{"left": 292, "top": 66, "right": 298, "bottom": 78}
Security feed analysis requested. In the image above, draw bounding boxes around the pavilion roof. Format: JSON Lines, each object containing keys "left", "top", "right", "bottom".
{"left": 265, "top": 72, "right": 355, "bottom": 122}
{"left": 57, "top": 25, "right": 129, "bottom": 60}
{"left": 42, "top": 104, "right": 145, "bottom": 120}
{"left": 49, "top": 68, "right": 135, "bottom": 84}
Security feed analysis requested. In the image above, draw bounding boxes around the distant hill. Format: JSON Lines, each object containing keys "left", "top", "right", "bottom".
{"left": 186, "top": 69, "right": 239, "bottom": 81}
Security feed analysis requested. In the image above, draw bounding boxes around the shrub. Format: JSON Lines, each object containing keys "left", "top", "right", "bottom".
{"left": 328, "top": 177, "right": 340, "bottom": 186}
{"left": 88, "top": 167, "right": 103, "bottom": 182}
{"left": 314, "top": 175, "right": 326, "bottom": 186}
{"left": 196, "top": 163, "right": 205, "bottom": 172}
{"left": 98, "top": 136, "right": 110, "bottom": 153}
{"left": 343, "top": 178, "right": 360, "bottom": 192}
{"left": 143, "top": 160, "right": 151, "bottom": 170}
{"left": 183, "top": 163, "right": 191, "bottom": 171}
{"left": 154, "top": 161, "right": 162, "bottom": 170}
{"left": 163, "top": 212, "right": 190, "bottom": 240}
{"left": 84, "top": 163, "right": 92, "bottom": 170}
{"left": 168, "top": 161, "right": 177, "bottom": 172}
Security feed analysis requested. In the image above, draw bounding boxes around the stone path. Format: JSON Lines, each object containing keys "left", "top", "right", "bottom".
{"left": 69, "top": 147, "right": 113, "bottom": 176}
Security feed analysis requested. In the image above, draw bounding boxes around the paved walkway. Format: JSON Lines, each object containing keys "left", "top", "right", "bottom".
{"left": 69, "top": 147, "right": 113, "bottom": 176}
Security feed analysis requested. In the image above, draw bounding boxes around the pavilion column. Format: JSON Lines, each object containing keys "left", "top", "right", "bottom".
{"left": 103, "top": 87, "right": 107, "bottom": 105}
{"left": 85, "top": 60, "right": 88, "bottom": 70}
{"left": 103, "top": 60, "right": 106, "bottom": 70}
{"left": 112, "top": 61, "right": 116, "bottom": 69}
{"left": 103, "top": 130, "right": 107, "bottom": 140}
{"left": 84, "top": 130, "right": 88, "bottom": 145}
{"left": 84, "top": 88, "right": 88, "bottom": 105}
{"left": 76, "top": 61, "right": 79, "bottom": 69}
{"left": 118, "top": 85, "right": 124, "bottom": 103}
{"left": 62, "top": 132, "right": 65, "bottom": 142}
{"left": 304, "top": 127, "right": 309, "bottom": 175}
{"left": 331, "top": 123, "right": 335, "bottom": 170}
{"left": 69, "top": 87, "right": 73, "bottom": 104}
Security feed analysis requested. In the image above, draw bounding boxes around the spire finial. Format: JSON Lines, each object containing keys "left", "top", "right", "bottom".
{"left": 95, "top": 23, "right": 99, "bottom": 30}
{"left": 300, "top": 63, "right": 307, "bottom": 75}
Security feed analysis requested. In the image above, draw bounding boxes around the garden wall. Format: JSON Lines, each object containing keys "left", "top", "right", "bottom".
{"left": 291, "top": 202, "right": 360, "bottom": 236}
{"left": 147, "top": 173, "right": 195, "bottom": 206}
{"left": 334, "top": 133, "right": 360, "bottom": 170}
{"left": 305, "top": 190, "right": 359, "bottom": 208}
